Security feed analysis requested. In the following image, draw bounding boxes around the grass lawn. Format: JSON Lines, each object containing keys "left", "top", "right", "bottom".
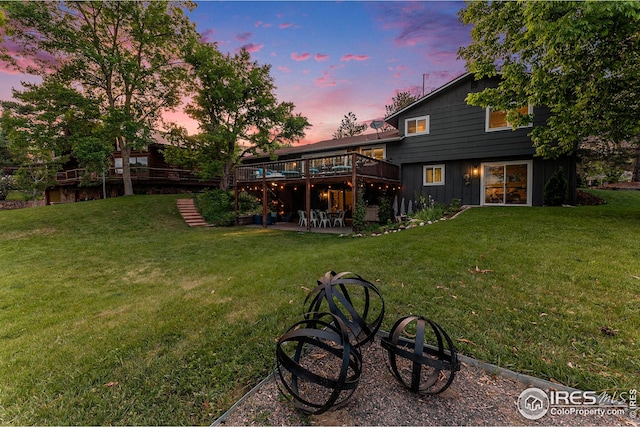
{"left": 0, "top": 190, "right": 639, "bottom": 425}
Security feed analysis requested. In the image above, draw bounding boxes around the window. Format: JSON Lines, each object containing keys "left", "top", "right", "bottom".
{"left": 359, "top": 146, "right": 385, "bottom": 160}
{"left": 113, "top": 156, "right": 148, "bottom": 174}
{"left": 481, "top": 160, "right": 532, "bottom": 206}
{"left": 405, "top": 116, "right": 429, "bottom": 136}
{"left": 486, "top": 105, "right": 532, "bottom": 132}
{"left": 423, "top": 164, "right": 445, "bottom": 186}
{"left": 114, "top": 158, "right": 123, "bottom": 174}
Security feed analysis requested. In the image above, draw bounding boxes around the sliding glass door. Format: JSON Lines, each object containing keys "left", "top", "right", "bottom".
{"left": 481, "top": 161, "right": 532, "bottom": 206}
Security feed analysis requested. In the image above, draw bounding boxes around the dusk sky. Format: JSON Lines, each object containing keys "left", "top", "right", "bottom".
{"left": 0, "top": 1, "right": 472, "bottom": 145}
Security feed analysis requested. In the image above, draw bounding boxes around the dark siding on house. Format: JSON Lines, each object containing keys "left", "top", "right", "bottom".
{"left": 388, "top": 74, "right": 569, "bottom": 207}
{"left": 386, "top": 76, "right": 550, "bottom": 165}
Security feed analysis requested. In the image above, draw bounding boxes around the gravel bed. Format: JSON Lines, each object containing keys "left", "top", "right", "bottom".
{"left": 215, "top": 342, "right": 633, "bottom": 426}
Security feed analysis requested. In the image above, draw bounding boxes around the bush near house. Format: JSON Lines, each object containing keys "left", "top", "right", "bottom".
{"left": 543, "top": 168, "right": 569, "bottom": 206}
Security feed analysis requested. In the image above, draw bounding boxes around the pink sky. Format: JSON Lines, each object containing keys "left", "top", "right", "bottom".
{"left": 0, "top": 1, "right": 471, "bottom": 145}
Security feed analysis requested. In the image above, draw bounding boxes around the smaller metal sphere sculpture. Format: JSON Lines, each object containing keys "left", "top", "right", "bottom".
{"left": 275, "top": 312, "right": 362, "bottom": 415}
{"left": 381, "top": 315, "right": 460, "bottom": 395}
{"left": 304, "top": 271, "right": 385, "bottom": 347}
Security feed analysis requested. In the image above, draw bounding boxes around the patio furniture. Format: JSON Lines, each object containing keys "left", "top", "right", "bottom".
{"left": 298, "top": 210, "right": 307, "bottom": 227}
{"left": 319, "top": 211, "right": 331, "bottom": 228}
{"left": 309, "top": 210, "right": 319, "bottom": 227}
{"left": 333, "top": 210, "right": 346, "bottom": 227}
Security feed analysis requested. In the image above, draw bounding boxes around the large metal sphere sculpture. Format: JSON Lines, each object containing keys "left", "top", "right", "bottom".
{"left": 304, "top": 271, "right": 385, "bottom": 347}
{"left": 381, "top": 315, "right": 460, "bottom": 395}
{"left": 275, "top": 312, "right": 363, "bottom": 415}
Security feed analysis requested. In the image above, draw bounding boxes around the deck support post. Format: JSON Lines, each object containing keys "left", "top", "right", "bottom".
{"left": 262, "top": 163, "right": 268, "bottom": 227}
{"left": 305, "top": 159, "right": 311, "bottom": 231}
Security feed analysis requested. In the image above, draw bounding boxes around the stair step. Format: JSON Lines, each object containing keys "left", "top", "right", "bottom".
{"left": 176, "top": 199, "right": 208, "bottom": 227}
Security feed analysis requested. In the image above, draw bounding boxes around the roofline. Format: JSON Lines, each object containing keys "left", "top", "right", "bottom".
{"left": 295, "top": 135, "right": 402, "bottom": 155}
{"left": 384, "top": 72, "right": 473, "bottom": 122}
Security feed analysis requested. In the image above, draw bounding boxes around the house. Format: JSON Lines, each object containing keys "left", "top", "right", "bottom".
{"left": 237, "top": 131, "right": 402, "bottom": 226}
{"left": 240, "top": 72, "right": 575, "bottom": 227}
{"left": 46, "top": 134, "right": 219, "bottom": 204}
{"left": 385, "top": 73, "right": 575, "bottom": 207}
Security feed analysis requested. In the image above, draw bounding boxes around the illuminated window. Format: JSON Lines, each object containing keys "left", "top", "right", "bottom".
{"left": 405, "top": 116, "right": 429, "bottom": 136}
{"left": 486, "top": 105, "right": 532, "bottom": 131}
{"left": 360, "top": 146, "right": 385, "bottom": 160}
{"left": 423, "top": 164, "right": 444, "bottom": 186}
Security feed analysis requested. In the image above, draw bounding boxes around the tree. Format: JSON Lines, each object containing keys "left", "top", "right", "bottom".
{"left": 458, "top": 1, "right": 640, "bottom": 180}
{"left": 165, "top": 42, "right": 310, "bottom": 190}
{"left": 385, "top": 90, "right": 420, "bottom": 117}
{"left": 2, "top": 1, "right": 197, "bottom": 195}
{"left": 2, "top": 77, "right": 113, "bottom": 186}
{"left": 332, "top": 112, "right": 367, "bottom": 139}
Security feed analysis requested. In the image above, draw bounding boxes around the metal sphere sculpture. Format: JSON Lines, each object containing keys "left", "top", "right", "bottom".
{"left": 304, "top": 271, "right": 385, "bottom": 347}
{"left": 275, "top": 312, "right": 363, "bottom": 415}
{"left": 381, "top": 315, "right": 460, "bottom": 395}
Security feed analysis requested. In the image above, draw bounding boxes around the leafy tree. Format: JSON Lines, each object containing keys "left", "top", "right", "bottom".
{"left": 1, "top": 104, "right": 62, "bottom": 202}
{"left": 2, "top": 77, "right": 112, "bottom": 186}
{"left": 0, "top": 128, "right": 15, "bottom": 167}
{"left": 385, "top": 90, "right": 420, "bottom": 116}
{"left": 2, "top": 1, "right": 197, "bottom": 195}
{"left": 458, "top": 1, "right": 640, "bottom": 180}
{"left": 165, "top": 42, "right": 310, "bottom": 190}
{"left": 332, "top": 112, "right": 367, "bottom": 139}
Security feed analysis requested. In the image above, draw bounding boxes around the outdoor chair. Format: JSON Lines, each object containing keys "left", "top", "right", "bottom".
{"left": 333, "top": 210, "right": 345, "bottom": 227}
{"left": 319, "top": 211, "right": 331, "bottom": 228}
{"left": 309, "top": 210, "right": 319, "bottom": 227}
{"left": 298, "top": 210, "right": 307, "bottom": 227}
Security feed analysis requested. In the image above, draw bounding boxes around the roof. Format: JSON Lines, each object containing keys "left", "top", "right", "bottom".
{"left": 248, "top": 129, "right": 401, "bottom": 160}
{"left": 384, "top": 72, "right": 473, "bottom": 128}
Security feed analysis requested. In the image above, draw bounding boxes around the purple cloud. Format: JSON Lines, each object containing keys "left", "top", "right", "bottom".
{"left": 279, "top": 22, "right": 293, "bottom": 29}
{"left": 236, "top": 32, "right": 252, "bottom": 42}
{"left": 341, "top": 54, "right": 370, "bottom": 62}
{"left": 374, "top": 2, "right": 469, "bottom": 52}
{"left": 200, "top": 28, "right": 216, "bottom": 43}
{"left": 291, "top": 52, "right": 311, "bottom": 61}
{"left": 314, "top": 53, "right": 329, "bottom": 62}
{"left": 316, "top": 70, "right": 336, "bottom": 88}
{"left": 240, "top": 43, "right": 264, "bottom": 53}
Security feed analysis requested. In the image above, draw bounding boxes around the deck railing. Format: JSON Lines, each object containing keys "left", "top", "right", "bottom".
{"left": 236, "top": 153, "right": 399, "bottom": 182}
{"left": 55, "top": 167, "right": 209, "bottom": 184}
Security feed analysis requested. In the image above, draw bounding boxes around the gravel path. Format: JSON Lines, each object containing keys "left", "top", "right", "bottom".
{"left": 214, "top": 342, "right": 635, "bottom": 426}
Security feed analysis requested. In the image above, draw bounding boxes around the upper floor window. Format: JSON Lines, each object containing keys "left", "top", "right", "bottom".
{"left": 423, "top": 164, "right": 444, "bottom": 186}
{"left": 486, "top": 105, "right": 532, "bottom": 132}
{"left": 405, "top": 115, "right": 429, "bottom": 136}
{"left": 359, "top": 146, "right": 385, "bottom": 160}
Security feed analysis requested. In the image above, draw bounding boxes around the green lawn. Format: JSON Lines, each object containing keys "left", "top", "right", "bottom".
{"left": 1, "top": 190, "right": 639, "bottom": 425}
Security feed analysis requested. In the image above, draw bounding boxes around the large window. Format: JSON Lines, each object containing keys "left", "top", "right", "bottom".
{"left": 423, "top": 164, "right": 445, "bottom": 186}
{"left": 405, "top": 115, "right": 429, "bottom": 136}
{"left": 359, "top": 146, "right": 385, "bottom": 160}
{"left": 481, "top": 161, "right": 532, "bottom": 206}
{"left": 486, "top": 105, "right": 532, "bottom": 132}
{"left": 113, "top": 156, "right": 148, "bottom": 174}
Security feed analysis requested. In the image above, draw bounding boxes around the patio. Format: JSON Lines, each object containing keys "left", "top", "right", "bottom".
{"left": 235, "top": 152, "right": 400, "bottom": 230}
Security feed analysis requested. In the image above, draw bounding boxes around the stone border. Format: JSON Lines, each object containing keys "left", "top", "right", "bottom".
{"left": 211, "top": 328, "right": 581, "bottom": 426}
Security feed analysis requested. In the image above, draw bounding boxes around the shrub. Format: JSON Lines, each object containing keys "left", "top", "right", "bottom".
{"left": 352, "top": 184, "right": 367, "bottom": 233}
{"left": 543, "top": 168, "right": 568, "bottom": 206}
{"left": 377, "top": 195, "right": 393, "bottom": 224}
{"left": 449, "top": 198, "right": 461, "bottom": 212}
{"left": 237, "top": 190, "right": 261, "bottom": 215}
{"left": 412, "top": 197, "right": 446, "bottom": 222}
{"left": 195, "top": 189, "right": 236, "bottom": 226}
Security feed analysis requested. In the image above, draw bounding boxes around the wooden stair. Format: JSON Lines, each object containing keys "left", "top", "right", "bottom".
{"left": 177, "top": 198, "right": 208, "bottom": 227}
